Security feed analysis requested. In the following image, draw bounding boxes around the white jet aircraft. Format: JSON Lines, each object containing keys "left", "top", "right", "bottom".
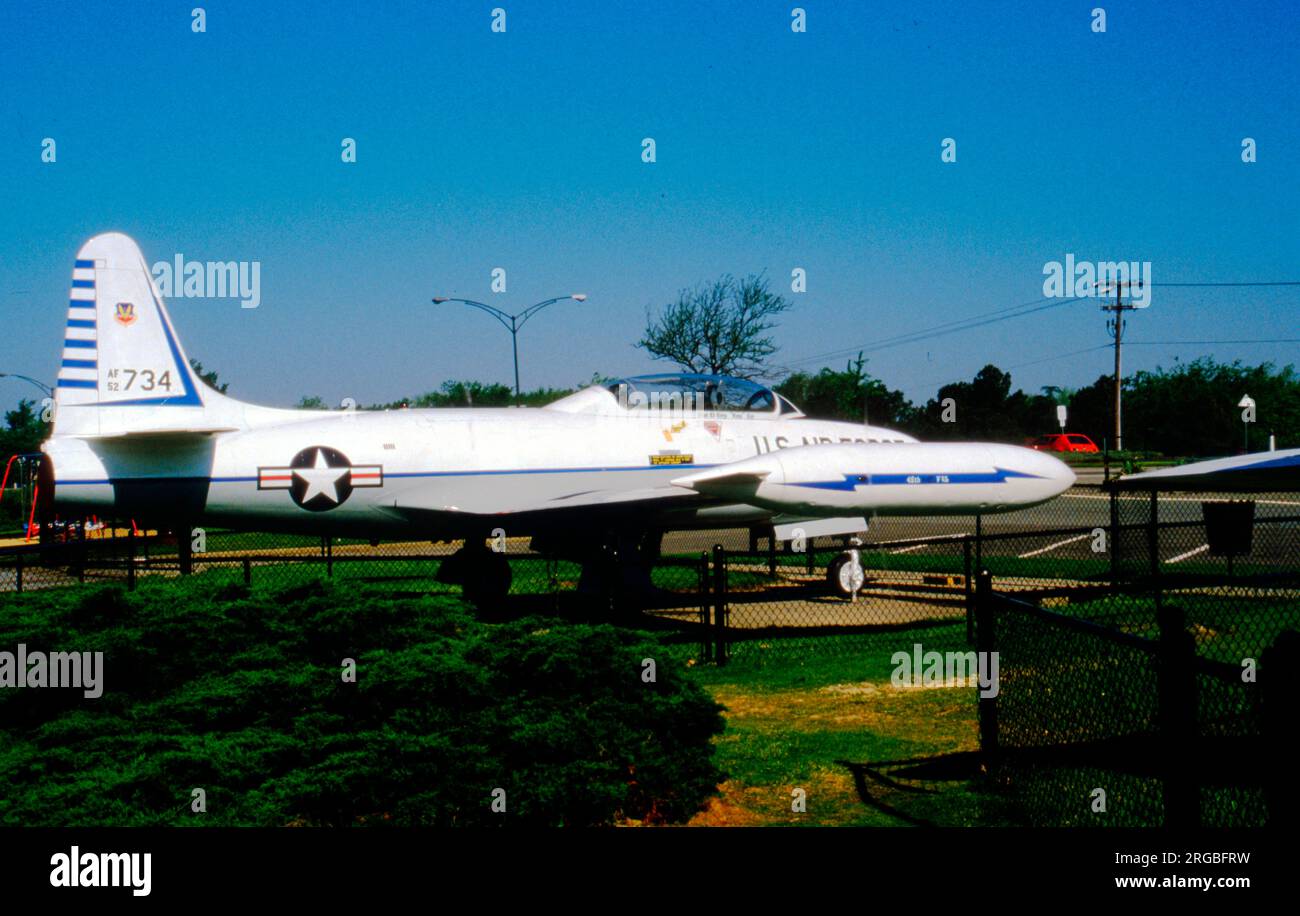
{"left": 40, "top": 233, "right": 1074, "bottom": 600}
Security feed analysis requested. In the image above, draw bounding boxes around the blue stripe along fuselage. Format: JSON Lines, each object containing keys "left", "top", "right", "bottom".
{"left": 57, "top": 465, "right": 1046, "bottom": 488}
{"left": 792, "top": 467, "right": 1045, "bottom": 491}
{"left": 57, "top": 464, "right": 720, "bottom": 486}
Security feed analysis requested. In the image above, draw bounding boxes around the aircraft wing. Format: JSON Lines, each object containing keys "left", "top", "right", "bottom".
{"left": 384, "top": 484, "right": 707, "bottom": 530}
{"left": 670, "top": 467, "right": 770, "bottom": 494}
{"left": 1109, "top": 447, "right": 1300, "bottom": 492}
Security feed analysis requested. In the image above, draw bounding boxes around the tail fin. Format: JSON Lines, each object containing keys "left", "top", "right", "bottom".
{"left": 53, "top": 233, "right": 231, "bottom": 437}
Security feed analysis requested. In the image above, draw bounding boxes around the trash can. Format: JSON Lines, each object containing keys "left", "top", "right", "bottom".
{"left": 1202, "top": 500, "right": 1256, "bottom": 557}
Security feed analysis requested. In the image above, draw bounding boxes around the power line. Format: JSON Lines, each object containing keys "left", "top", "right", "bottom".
{"left": 1124, "top": 338, "right": 1300, "bottom": 345}
{"left": 1151, "top": 281, "right": 1300, "bottom": 287}
{"left": 794, "top": 295, "right": 1068, "bottom": 359}
{"left": 784, "top": 280, "right": 1300, "bottom": 371}
{"left": 1002, "top": 344, "right": 1113, "bottom": 369}
{"left": 784, "top": 295, "right": 1085, "bottom": 369}
{"left": 910, "top": 344, "right": 1112, "bottom": 393}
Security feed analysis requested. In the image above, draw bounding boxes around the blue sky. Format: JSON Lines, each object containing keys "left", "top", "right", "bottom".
{"left": 1, "top": 0, "right": 1297, "bottom": 414}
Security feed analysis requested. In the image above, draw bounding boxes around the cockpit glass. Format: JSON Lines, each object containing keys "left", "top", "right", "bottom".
{"left": 606, "top": 374, "right": 780, "bottom": 413}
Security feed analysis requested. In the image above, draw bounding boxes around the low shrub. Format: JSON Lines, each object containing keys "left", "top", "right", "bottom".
{"left": 0, "top": 578, "right": 724, "bottom": 826}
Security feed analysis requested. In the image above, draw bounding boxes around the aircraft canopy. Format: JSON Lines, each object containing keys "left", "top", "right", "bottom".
{"left": 604, "top": 374, "right": 804, "bottom": 416}
{"left": 545, "top": 373, "right": 806, "bottom": 416}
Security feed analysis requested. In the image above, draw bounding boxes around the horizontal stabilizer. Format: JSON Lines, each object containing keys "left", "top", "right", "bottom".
{"left": 84, "top": 427, "right": 239, "bottom": 440}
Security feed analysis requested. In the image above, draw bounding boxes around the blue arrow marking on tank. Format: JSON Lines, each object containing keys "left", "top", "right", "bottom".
{"left": 792, "top": 468, "right": 1046, "bottom": 491}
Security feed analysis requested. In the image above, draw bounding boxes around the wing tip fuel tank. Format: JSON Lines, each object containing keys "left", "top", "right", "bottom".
{"left": 672, "top": 442, "right": 1074, "bottom": 516}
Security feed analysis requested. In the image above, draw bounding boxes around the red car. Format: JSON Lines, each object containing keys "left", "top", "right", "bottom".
{"left": 1027, "top": 433, "right": 1099, "bottom": 454}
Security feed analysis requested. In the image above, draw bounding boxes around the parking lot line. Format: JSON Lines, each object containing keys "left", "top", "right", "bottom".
{"left": 1017, "top": 533, "right": 1091, "bottom": 558}
{"left": 1167, "top": 544, "right": 1210, "bottom": 563}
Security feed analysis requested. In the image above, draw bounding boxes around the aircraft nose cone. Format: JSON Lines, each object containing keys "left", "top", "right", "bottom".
{"left": 1027, "top": 447, "right": 1076, "bottom": 495}
{"left": 987, "top": 444, "right": 1075, "bottom": 504}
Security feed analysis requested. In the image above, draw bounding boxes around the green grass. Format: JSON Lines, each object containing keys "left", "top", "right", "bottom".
{"left": 752, "top": 549, "right": 1111, "bottom": 583}
{"left": 1061, "top": 592, "right": 1300, "bottom": 665}
{"left": 114, "top": 530, "right": 379, "bottom": 556}
{"left": 83, "top": 555, "right": 584, "bottom": 598}
{"left": 677, "top": 624, "right": 1016, "bottom": 826}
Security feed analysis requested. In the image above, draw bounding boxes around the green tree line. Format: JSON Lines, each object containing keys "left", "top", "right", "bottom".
{"left": 3, "top": 356, "right": 1293, "bottom": 463}
{"left": 777, "top": 355, "right": 1299, "bottom": 456}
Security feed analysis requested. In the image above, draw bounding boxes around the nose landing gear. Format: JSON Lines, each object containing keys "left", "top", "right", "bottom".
{"left": 826, "top": 538, "right": 865, "bottom": 599}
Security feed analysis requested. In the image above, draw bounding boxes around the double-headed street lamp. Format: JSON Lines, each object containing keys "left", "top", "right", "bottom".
{"left": 431, "top": 294, "right": 587, "bottom": 404}
{"left": 0, "top": 373, "right": 54, "bottom": 398}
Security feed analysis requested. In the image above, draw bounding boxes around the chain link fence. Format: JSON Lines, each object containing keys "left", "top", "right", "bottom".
{"left": 976, "top": 573, "right": 1295, "bottom": 827}
{"left": 2, "top": 485, "right": 1297, "bottom": 668}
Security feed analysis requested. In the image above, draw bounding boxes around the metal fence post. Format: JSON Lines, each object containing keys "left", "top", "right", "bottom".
{"left": 712, "top": 544, "right": 727, "bottom": 666}
{"left": 1262, "top": 630, "right": 1300, "bottom": 826}
{"left": 1109, "top": 489, "right": 1120, "bottom": 587}
{"left": 243, "top": 557, "right": 252, "bottom": 587}
{"left": 975, "top": 569, "right": 998, "bottom": 768}
{"left": 325, "top": 535, "right": 333, "bottom": 577}
{"left": 975, "top": 514, "right": 983, "bottom": 577}
{"left": 15, "top": 553, "right": 23, "bottom": 594}
{"left": 127, "top": 526, "right": 136, "bottom": 590}
{"left": 77, "top": 517, "right": 86, "bottom": 583}
{"left": 178, "top": 526, "right": 193, "bottom": 576}
{"left": 699, "top": 552, "right": 711, "bottom": 663}
{"left": 963, "top": 538, "right": 974, "bottom": 644}
{"left": 1156, "top": 604, "right": 1197, "bottom": 827}
{"left": 1147, "top": 491, "right": 1160, "bottom": 607}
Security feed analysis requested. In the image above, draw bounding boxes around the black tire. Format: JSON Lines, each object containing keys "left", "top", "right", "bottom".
{"left": 463, "top": 550, "right": 512, "bottom": 608}
{"left": 826, "top": 552, "right": 865, "bottom": 597}
{"left": 640, "top": 529, "right": 664, "bottom": 562}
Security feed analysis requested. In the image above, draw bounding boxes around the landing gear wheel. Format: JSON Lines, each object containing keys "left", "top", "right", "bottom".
{"left": 462, "top": 550, "right": 512, "bottom": 608}
{"left": 639, "top": 529, "right": 664, "bottom": 562}
{"left": 827, "top": 551, "right": 865, "bottom": 597}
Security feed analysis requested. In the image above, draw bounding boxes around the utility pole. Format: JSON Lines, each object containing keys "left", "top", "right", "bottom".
{"left": 1101, "top": 281, "right": 1141, "bottom": 453}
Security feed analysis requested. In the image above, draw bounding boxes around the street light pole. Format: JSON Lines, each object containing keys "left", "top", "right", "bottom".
{"left": 1238, "top": 394, "right": 1256, "bottom": 453}
{"left": 507, "top": 313, "right": 521, "bottom": 400}
{"left": 431, "top": 294, "right": 587, "bottom": 404}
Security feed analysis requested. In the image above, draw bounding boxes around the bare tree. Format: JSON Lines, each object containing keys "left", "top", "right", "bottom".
{"left": 637, "top": 273, "right": 792, "bottom": 379}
